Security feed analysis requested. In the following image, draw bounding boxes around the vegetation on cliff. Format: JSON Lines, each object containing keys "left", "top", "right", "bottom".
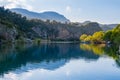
{"left": 0, "top": 7, "right": 102, "bottom": 42}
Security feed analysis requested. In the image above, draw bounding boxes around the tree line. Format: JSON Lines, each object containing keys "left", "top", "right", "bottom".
{"left": 80, "top": 24, "right": 120, "bottom": 44}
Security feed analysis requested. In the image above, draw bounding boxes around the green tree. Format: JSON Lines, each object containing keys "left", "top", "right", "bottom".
{"left": 103, "top": 30, "right": 112, "bottom": 41}
{"left": 111, "top": 25, "right": 120, "bottom": 44}
{"left": 103, "top": 24, "right": 120, "bottom": 44}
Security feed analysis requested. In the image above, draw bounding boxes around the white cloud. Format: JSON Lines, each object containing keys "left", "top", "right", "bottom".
{"left": 66, "top": 6, "right": 72, "bottom": 13}
{"left": 0, "top": 0, "right": 33, "bottom": 10}
{"left": 4, "top": 73, "right": 18, "bottom": 80}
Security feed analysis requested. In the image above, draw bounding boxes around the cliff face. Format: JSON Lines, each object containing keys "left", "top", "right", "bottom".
{"left": 0, "top": 24, "right": 18, "bottom": 42}
{"left": 0, "top": 22, "right": 102, "bottom": 42}
{"left": 0, "top": 7, "right": 102, "bottom": 42}
{"left": 32, "top": 22, "right": 102, "bottom": 40}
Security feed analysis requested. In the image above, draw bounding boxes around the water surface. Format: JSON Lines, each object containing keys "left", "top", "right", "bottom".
{"left": 0, "top": 43, "right": 120, "bottom": 80}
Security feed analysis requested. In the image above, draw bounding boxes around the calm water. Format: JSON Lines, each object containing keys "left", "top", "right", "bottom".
{"left": 0, "top": 43, "right": 120, "bottom": 80}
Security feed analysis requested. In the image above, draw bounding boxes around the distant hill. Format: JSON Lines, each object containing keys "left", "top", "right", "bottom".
{"left": 82, "top": 21, "right": 92, "bottom": 26}
{"left": 99, "top": 24, "right": 118, "bottom": 31}
{"left": 11, "top": 8, "right": 70, "bottom": 23}
{"left": 11, "top": 8, "right": 117, "bottom": 31}
{"left": 78, "top": 21, "right": 118, "bottom": 31}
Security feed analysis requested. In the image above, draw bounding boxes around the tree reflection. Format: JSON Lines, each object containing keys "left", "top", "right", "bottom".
{"left": 0, "top": 43, "right": 99, "bottom": 76}
{"left": 0, "top": 43, "right": 119, "bottom": 76}
{"left": 80, "top": 43, "right": 120, "bottom": 67}
{"left": 80, "top": 44, "right": 105, "bottom": 55}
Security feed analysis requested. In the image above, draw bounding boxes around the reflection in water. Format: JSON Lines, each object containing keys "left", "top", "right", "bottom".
{"left": 0, "top": 43, "right": 120, "bottom": 80}
{"left": 80, "top": 44, "right": 120, "bottom": 67}
{"left": 0, "top": 43, "right": 99, "bottom": 76}
{"left": 80, "top": 44, "right": 105, "bottom": 55}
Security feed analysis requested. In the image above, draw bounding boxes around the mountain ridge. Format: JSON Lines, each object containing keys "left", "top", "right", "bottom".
{"left": 11, "top": 8, "right": 70, "bottom": 23}
{"left": 0, "top": 7, "right": 103, "bottom": 42}
{"left": 78, "top": 21, "right": 118, "bottom": 31}
{"left": 11, "top": 8, "right": 118, "bottom": 31}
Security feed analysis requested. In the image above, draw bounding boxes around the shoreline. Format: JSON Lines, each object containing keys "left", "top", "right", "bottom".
{"left": 40, "top": 40, "right": 80, "bottom": 43}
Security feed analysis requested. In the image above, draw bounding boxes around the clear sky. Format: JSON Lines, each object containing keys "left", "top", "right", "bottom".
{"left": 0, "top": 0, "right": 120, "bottom": 24}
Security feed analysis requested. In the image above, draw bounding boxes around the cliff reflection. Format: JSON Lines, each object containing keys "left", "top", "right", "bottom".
{"left": 0, "top": 43, "right": 99, "bottom": 75}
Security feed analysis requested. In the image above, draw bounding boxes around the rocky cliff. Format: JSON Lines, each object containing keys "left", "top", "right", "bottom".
{"left": 0, "top": 23, "right": 18, "bottom": 42}
{"left": 32, "top": 22, "right": 102, "bottom": 41}
{"left": 0, "top": 7, "right": 102, "bottom": 42}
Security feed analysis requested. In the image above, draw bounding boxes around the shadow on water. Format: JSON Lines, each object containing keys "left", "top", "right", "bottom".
{"left": 0, "top": 43, "right": 100, "bottom": 76}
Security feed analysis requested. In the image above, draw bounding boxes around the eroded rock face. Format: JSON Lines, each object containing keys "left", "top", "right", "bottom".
{"left": 0, "top": 24, "right": 18, "bottom": 42}
{"left": 56, "top": 27, "right": 70, "bottom": 39}
{"left": 32, "top": 22, "right": 102, "bottom": 40}
{"left": 0, "top": 22, "right": 102, "bottom": 42}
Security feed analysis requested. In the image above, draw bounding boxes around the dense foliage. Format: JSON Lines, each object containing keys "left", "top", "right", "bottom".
{"left": 103, "top": 24, "right": 120, "bottom": 44}
{"left": 80, "top": 31, "right": 105, "bottom": 43}
{"left": 80, "top": 24, "right": 120, "bottom": 44}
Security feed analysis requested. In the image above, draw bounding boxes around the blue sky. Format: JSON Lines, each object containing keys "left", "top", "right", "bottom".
{"left": 0, "top": 0, "right": 120, "bottom": 24}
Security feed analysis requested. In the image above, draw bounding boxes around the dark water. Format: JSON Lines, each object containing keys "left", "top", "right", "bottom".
{"left": 0, "top": 43, "right": 120, "bottom": 80}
